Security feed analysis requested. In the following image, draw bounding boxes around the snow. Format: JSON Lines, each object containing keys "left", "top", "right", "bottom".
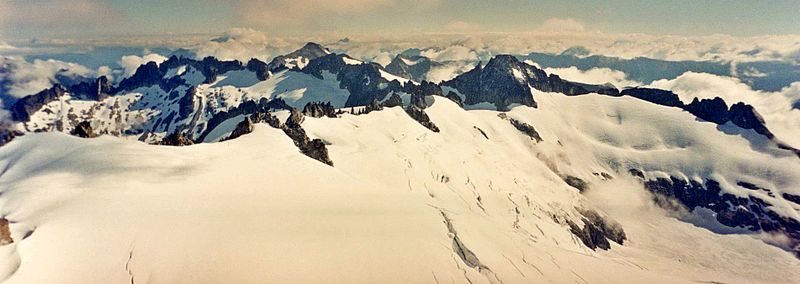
{"left": 245, "top": 70, "right": 351, "bottom": 108}
{"left": 400, "top": 57, "right": 420, "bottom": 65}
{"left": 202, "top": 114, "right": 246, "bottom": 143}
{"left": 1, "top": 94, "right": 799, "bottom": 283}
{"left": 342, "top": 56, "right": 362, "bottom": 65}
{"left": 212, "top": 70, "right": 260, "bottom": 88}
{"left": 163, "top": 66, "right": 187, "bottom": 78}
{"left": 511, "top": 67, "right": 526, "bottom": 83}
{"left": 379, "top": 70, "right": 410, "bottom": 83}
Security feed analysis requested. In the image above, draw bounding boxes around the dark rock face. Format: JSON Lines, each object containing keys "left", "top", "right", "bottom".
{"left": 362, "top": 99, "right": 383, "bottom": 114}
{"left": 405, "top": 105, "right": 440, "bottom": 132}
{"left": 444, "top": 91, "right": 464, "bottom": 107}
{"left": 729, "top": 102, "right": 773, "bottom": 138}
{"left": 685, "top": 97, "right": 730, "bottom": 124}
{"left": 11, "top": 85, "right": 66, "bottom": 121}
{"left": 246, "top": 58, "right": 270, "bottom": 80}
{"left": 302, "top": 101, "right": 336, "bottom": 118}
{"left": 302, "top": 54, "right": 395, "bottom": 107}
{"left": 381, "top": 93, "right": 403, "bottom": 108}
{"left": 159, "top": 132, "right": 194, "bottom": 146}
{"left": 620, "top": 87, "right": 684, "bottom": 108}
{"left": 568, "top": 209, "right": 626, "bottom": 250}
{"left": 178, "top": 87, "right": 198, "bottom": 119}
{"left": 444, "top": 55, "right": 618, "bottom": 111}
{"left": 269, "top": 42, "right": 330, "bottom": 71}
{"left": 197, "top": 98, "right": 287, "bottom": 142}
{"left": 0, "top": 218, "right": 12, "bottom": 246}
{"left": 68, "top": 76, "right": 112, "bottom": 101}
{"left": 563, "top": 176, "right": 587, "bottom": 192}
{"left": 0, "top": 130, "right": 23, "bottom": 147}
{"left": 384, "top": 54, "right": 442, "bottom": 82}
{"left": 509, "top": 118, "right": 543, "bottom": 142}
{"left": 117, "top": 61, "right": 166, "bottom": 91}
{"left": 281, "top": 110, "right": 333, "bottom": 166}
{"left": 222, "top": 117, "right": 254, "bottom": 141}
{"left": 70, "top": 121, "right": 97, "bottom": 138}
{"left": 641, "top": 175, "right": 800, "bottom": 256}
{"left": 784, "top": 193, "right": 800, "bottom": 206}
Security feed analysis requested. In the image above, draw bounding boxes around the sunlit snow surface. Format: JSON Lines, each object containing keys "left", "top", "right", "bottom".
{"left": 1, "top": 95, "right": 799, "bottom": 283}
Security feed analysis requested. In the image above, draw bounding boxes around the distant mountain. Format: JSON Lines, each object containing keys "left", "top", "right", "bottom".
{"left": 525, "top": 49, "right": 800, "bottom": 91}
{"left": 384, "top": 54, "right": 443, "bottom": 82}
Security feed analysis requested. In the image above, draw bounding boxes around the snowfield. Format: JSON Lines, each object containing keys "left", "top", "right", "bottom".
{"left": 1, "top": 94, "right": 799, "bottom": 283}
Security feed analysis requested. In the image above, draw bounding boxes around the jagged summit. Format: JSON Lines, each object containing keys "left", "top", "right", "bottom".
{"left": 268, "top": 42, "right": 332, "bottom": 70}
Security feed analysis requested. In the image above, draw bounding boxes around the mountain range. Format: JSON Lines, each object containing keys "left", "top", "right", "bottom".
{"left": 1, "top": 42, "right": 799, "bottom": 283}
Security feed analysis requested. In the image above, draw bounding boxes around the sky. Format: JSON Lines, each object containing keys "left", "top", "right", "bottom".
{"left": 1, "top": 0, "right": 799, "bottom": 40}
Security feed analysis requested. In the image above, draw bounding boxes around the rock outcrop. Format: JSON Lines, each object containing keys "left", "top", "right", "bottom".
{"left": 159, "top": 132, "right": 194, "bottom": 146}
{"left": 0, "top": 218, "right": 12, "bottom": 246}
{"left": 281, "top": 109, "right": 333, "bottom": 166}
{"left": 639, "top": 174, "right": 800, "bottom": 257}
{"left": 567, "top": 209, "right": 626, "bottom": 250}
{"left": 70, "top": 121, "right": 98, "bottom": 138}
{"left": 222, "top": 117, "right": 255, "bottom": 141}
{"left": 11, "top": 85, "right": 66, "bottom": 121}
{"left": 302, "top": 101, "right": 336, "bottom": 118}
{"left": 405, "top": 104, "right": 439, "bottom": 133}
{"left": 685, "top": 97, "right": 730, "bottom": 124}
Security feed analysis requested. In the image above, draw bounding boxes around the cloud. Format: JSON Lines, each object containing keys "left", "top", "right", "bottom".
{"left": 425, "top": 62, "right": 475, "bottom": 83}
{"left": 192, "top": 28, "right": 300, "bottom": 62}
{"left": 0, "top": 56, "right": 94, "bottom": 99}
{"left": 649, "top": 72, "right": 800, "bottom": 147}
{"left": 119, "top": 54, "right": 168, "bottom": 78}
{"left": 236, "top": 0, "right": 439, "bottom": 28}
{"left": 0, "top": 0, "right": 121, "bottom": 29}
{"left": 543, "top": 66, "right": 642, "bottom": 88}
{"left": 535, "top": 18, "right": 586, "bottom": 34}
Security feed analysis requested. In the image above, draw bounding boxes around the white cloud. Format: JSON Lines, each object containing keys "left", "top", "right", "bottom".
{"left": 118, "top": 54, "right": 168, "bottom": 78}
{"left": 543, "top": 66, "right": 642, "bottom": 88}
{"left": 535, "top": 18, "right": 586, "bottom": 34}
{"left": 420, "top": 45, "right": 479, "bottom": 62}
{"left": 649, "top": 72, "right": 800, "bottom": 147}
{"left": 425, "top": 62, "right": 475, "bottom": 83}
{"left": 192, "top": 28, "right": 298, "bottom": 62}
{"left": 0, "top": 56, "right": 94, "bottom": 98}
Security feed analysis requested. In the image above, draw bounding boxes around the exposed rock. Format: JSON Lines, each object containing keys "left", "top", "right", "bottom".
{"left": 68, "top": 76, "right": 112, "bottom": 101}
{"left": 444, "top": 55, "right": 618, "bottom": 111}
{"left": 620, "top": 87, "right": 684, "bottom": 108}
{"left": 11, "top": 84, "right": 66, "bottom": 121}
{"left": 0, "top": 218, "right": 12, "bottom": 246}
{"left": 509, "top": 118, "right": 543, "bottom": 142}
{"left": 783, "top": 193, "right": 800, "bottom": 206}
{"left": 643, "top": 176, "right": 800, "bottom": 256}
{"left": 563, "top": 175, "right": 588, "bottom": 192}
{"left": 729, "top": 102, "right": 773, "bottom": 138}
{"left": 282, "top": 121, "right": 333, "bottom": 166}
{"left": 246, "top": 58, "right": 270, "bottom": 80}
{"left": 268, "top": 42, "right": 331, "bottom": 71}
{"left": 222, "top": 117, "right": 254, "bottom": 141}
{"left": 178, "top": 87, "right": 198, "bottom": 119}
{"left": 286, "top": 108, "right": 305, "bottom": 128}
{"left": 159, "top": 132, "right": 194, "bottom": 146}
{"left": 444, "top": 91, "right": 464, "bottom": 107}
{"left": 381, "top": 93, "right": 403, "bottom": 108}
{"left": 628, "top": 168, "right": 645, "bottom": 179}
{"left": 685, "top": 97, "right": 730, "bottom": 124}
{"left": 405, "top": 105, "right": 439, "bottom": 132}
{"left": 70, "top": 121, "right": 98, "bottom": 138}
{"left": 0, "top": 130, "right": 23, "bottom": 147}
{"left": 362, "top": 99, "right": 383, "bottom": 114}
{"left": 568, "top": 209, "right": 626, "bottom": 250}
{"left": 302, "top": 101, "right": 336, "bottom": 118}
{"left": 384, "top": 54, "right": 443, "bottom": 82}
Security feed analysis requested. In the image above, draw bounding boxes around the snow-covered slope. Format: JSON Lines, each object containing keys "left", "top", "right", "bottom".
{"left": 1, "top": 96, "right": 799, "bottom": 283}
